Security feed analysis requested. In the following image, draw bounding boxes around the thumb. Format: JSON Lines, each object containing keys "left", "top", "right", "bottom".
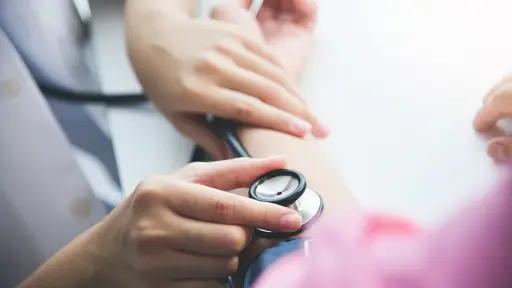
{"left": 170, "top": 114, "right": 227, "bottom": 160}
{"left": 211, "top": 3, "right": 263, "bottom": 39}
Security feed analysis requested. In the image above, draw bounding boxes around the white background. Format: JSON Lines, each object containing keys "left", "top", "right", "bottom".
{"left": 90, "top": 0, "right": 512, "bottom": 226}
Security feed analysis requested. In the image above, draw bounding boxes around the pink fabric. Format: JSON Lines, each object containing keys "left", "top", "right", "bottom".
{"left": 254, "top": 178, "right": 512, "bottom": 288}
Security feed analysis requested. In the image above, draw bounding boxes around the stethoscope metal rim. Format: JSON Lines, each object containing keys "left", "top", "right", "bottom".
{"left": 249, "top": 169, "right": 324, "bottom": 238}
{"left": 254, "top": 190, "right": 324, "bottom": 238}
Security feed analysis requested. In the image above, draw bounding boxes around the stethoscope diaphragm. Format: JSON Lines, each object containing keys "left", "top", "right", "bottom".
{"left": 249, "top": 169, "right": 324, "bottom": 238}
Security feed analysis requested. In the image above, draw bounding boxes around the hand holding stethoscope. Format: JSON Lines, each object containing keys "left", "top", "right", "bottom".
{"left": 212, "top": 117, "right": 324, "bottom": 239}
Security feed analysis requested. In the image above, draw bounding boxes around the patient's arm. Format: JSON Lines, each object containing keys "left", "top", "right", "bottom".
{"left": 237, "top": 127, "right": 358, "bottom": 214}
{"left": 232, "top": 127, "right": 359, "bottom": 285}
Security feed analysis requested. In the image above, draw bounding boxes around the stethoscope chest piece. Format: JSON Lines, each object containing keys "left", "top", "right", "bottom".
{"left": 249, "top": 169, "right": 324, "bottom": 238}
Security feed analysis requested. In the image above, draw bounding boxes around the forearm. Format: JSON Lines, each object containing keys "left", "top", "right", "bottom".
{"left": 232, "top": 127, "right": 359, "bottom": 285}
{"left": 19, "top": 228, "right": 105, "bottom": 288}
{"left": 238, "top": 127, "right": 358, "bottom": 214}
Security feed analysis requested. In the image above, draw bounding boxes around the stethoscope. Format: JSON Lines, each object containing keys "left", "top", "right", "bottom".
{"left": 43, "top": 2, "right": 325, "bottom": 235}
{"left": 47, "top": 0, "right": 325, "bottom": 235}
{"left": 211, "top": 117, "right": 324, "bottom": 238}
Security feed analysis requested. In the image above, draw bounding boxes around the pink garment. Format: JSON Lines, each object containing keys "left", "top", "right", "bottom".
{"left": 254, "top": 178, "right": 512, "bottom": 288}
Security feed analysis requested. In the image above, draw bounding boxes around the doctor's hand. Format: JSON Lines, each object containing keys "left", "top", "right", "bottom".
{"left": 125, "top": 0, "right": 327, "bottom": 161}
{"left": 96, "top": 157, "right": 302, "bottom": 288}
{"left": 473, "top": 76, "right": 512, "bottom": 162}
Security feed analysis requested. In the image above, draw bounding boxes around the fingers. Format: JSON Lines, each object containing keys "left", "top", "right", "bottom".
{"left": 240, "top": 34, "right": 285, "bottom": 68}
{"left": 166, "top": 180, "right": 302, "bottom": 232}
{"left": 178, "top": 157, "right": 287, "bottom": 190}
{"left": 210, "top": 3, "right": 282, "bottom": 68}
{"left": 200, "top": 4, "right": 329, "bottom": 138}
{"left": 168, "top": 216, "right": 251, "bottom": 256}
{"left": 211, "top": 3, "right": 263, "bottom": 38}
{"left": 215, "top": 42, "right": 321, "bottom": 128}
{"left": 487, "top": 136, "right": 512, "bottom": 163}
{"left": 473, "top": 82, "right": 512, "bottom": 132}
{"left": 140, "top": 246, "right": 238, "bottom": 280}
{"left": 170, "top": 114, "right": 227, "bottom": 160}
{"left": 203, "top": 87, "right": 313, "bottom": 137}
{"left": 474, "top": 78, "right": 512, "bottom": 162}
{"left": 216, "top": 39, "right": 301, "bottom": 101}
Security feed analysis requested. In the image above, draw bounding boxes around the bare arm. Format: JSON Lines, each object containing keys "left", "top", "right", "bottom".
{"left": 232, "top": 127, "right": 359, "bottom": 285}
{"left": 237, "top": 128, "right": 357, "bottom": 213}
{"left": 17, "top": 224, "right": 112, "bottom": 288}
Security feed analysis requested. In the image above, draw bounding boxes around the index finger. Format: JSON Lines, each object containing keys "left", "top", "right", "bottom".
{"left": 167, "top": 180, "right": 302, "bottom": 232}
{"left": 177, "top": 157, "right": 288, "bottom": 191}
{"left": 473, "top": 84, "right": 512, "bottom": 132}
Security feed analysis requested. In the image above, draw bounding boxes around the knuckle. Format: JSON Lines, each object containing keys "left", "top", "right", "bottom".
{"left": 232, "top": 99, "right": 256, "bottom": 120}
{"left": 223, "top": 227, "right": 248, "bottom": 253}
{"left": 223, "top": 257, "right": 240, "bottom": 276}
{"left": 179, "top": 74, "right": 202, "bottom": 97}
{"left": 214, "top": 38, "right": 237, "bottom": 53}
{"left": 214, "top": 195, "right": 236, "bottom": 221}
{"left": 132, "top": 177, "right": 166, "bottom": 209}
{"left": 195, "top": 51, "right": 225, "bottom": 74}
{"left": 271, "top": 84, "right": 289, "bottom": 101}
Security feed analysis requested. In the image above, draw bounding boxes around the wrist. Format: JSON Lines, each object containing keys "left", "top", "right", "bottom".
{"left": 71, "top": 221, "right": 120, "bottom": 288}
{"left": 19, "top": 223, "right": 113, "bottom": 288}
{"left": 90, "top": 204, "right": 145, "bottom": 288}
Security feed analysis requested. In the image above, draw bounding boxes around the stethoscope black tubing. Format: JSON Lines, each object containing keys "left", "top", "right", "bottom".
{"left": 210, "top": 117, "right": 251, "bottom": 158}
{"left": 39, "top": 82, "right": 148, "bottom": 105}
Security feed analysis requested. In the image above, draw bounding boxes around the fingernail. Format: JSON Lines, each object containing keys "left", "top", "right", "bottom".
{"left": 290, "top": 118, "right": 312, "bottom": 135}
{"left": 280, "top": 213, "right": 302, "bottom": 231}
{"left": 312, "top": 121, "right": 331, "bottom": 138}
{"left": 491, "top": 143, "right": 509, "bottom": 162}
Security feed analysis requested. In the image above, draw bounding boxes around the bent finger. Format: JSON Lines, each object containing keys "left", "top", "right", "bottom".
{"left": 487, "top": 136, "right": 512, "bottom": 163}
{"left": 473, "top": 84, "right": 512, "bottom": 132}
{"left": 167, "top": 216, "right": 251, "bottom": 256}
{"left": 166, "top": 181, "right": 302, "bottom": 232}
{"left": 178, "top": 157, "right": 287, "bottom": 190}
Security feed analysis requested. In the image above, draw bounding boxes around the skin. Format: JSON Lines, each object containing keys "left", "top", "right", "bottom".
{"left": 210, "top": 4, "right": 359, "bottom": 286}
{"left": 125, "top": 0, "right": 328, "bottom": 160}
{"left": 19, "top": 1, "right": 505, "bottom": 287}
{"left": 473, "top": 75, "right": 512, "bottom": 162}
{"left": 19, "top": 2, "right": 332, "bottom": 287}
{"left": 19, "top": 157, "right": 303, "bottom": 288}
